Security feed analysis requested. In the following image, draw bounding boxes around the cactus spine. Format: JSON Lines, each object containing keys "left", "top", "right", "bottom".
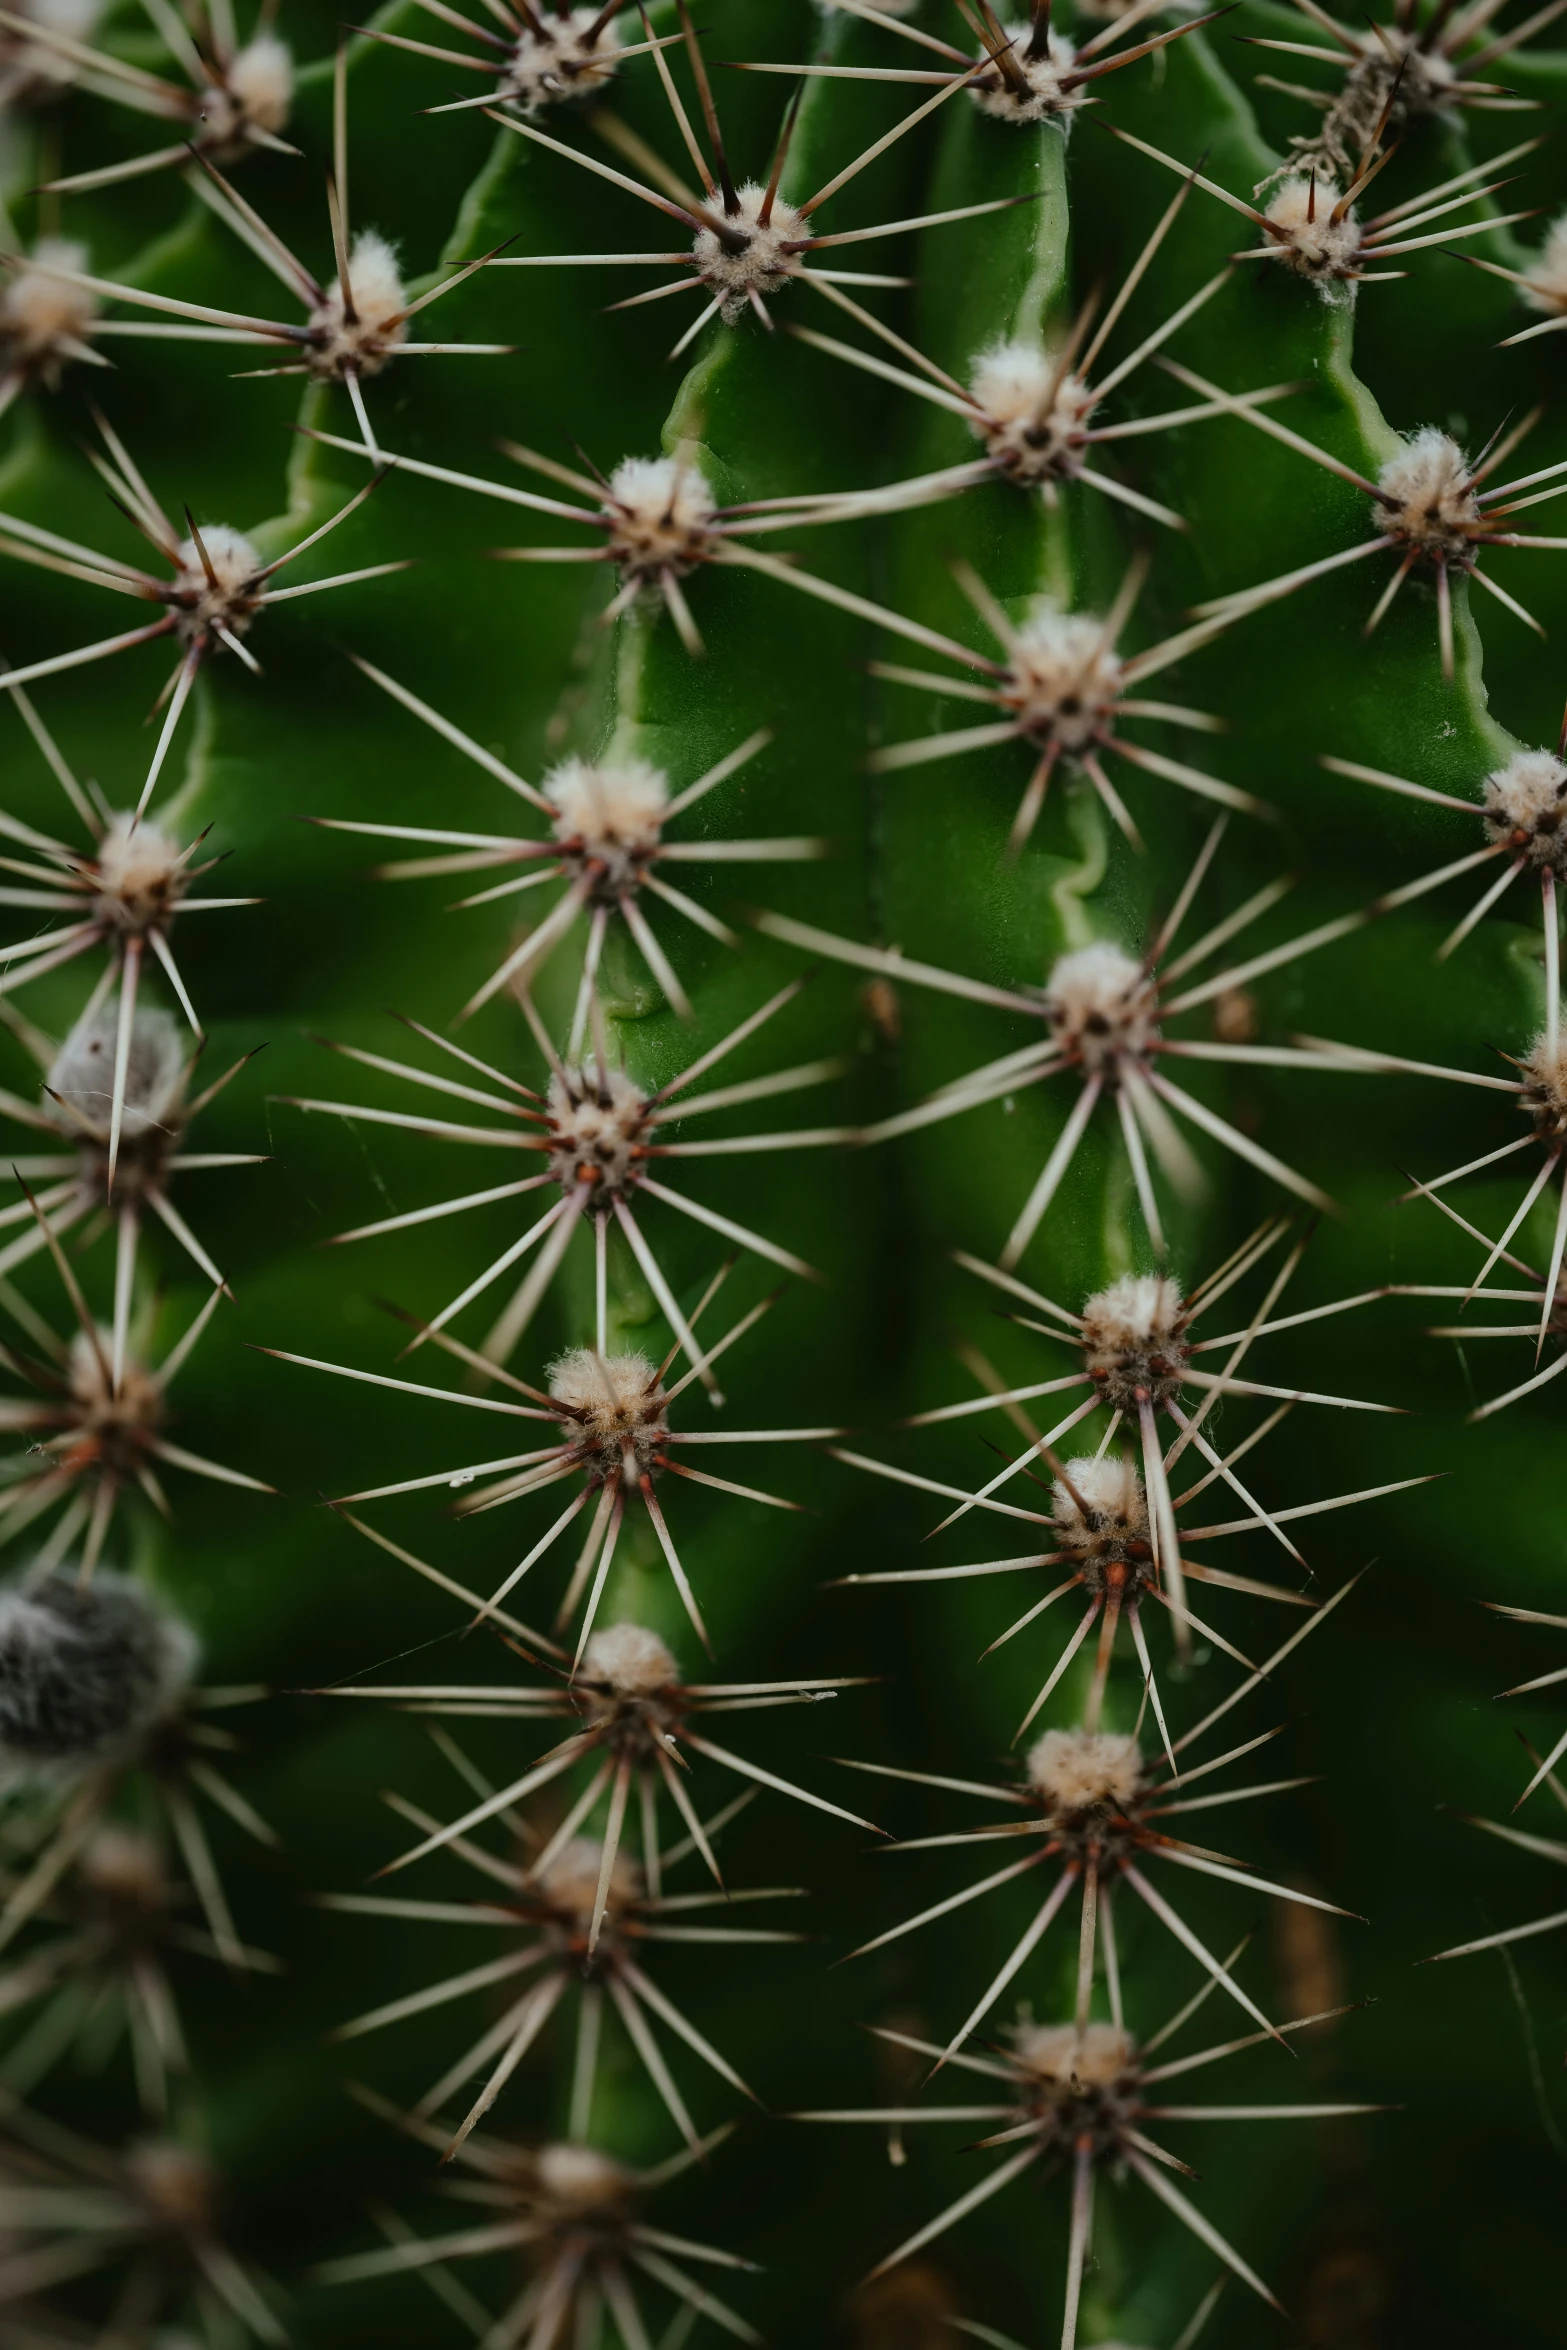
{"left": 0, "top": 0, "right": 1562, "bottom": 2342}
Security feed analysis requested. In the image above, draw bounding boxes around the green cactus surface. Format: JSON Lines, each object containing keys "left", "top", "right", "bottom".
{"left": 0, "top": 0, "right": 1565, "bottom": 2342}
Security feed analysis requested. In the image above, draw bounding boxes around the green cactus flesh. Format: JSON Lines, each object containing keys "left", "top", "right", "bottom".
{"left": 0, "top": 0, "right": 1564, "bottom": 2341}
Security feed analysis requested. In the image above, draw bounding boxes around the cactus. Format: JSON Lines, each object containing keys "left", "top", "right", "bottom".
{"left": 0, "top": 0, "right": 1564, "bottom": 2341}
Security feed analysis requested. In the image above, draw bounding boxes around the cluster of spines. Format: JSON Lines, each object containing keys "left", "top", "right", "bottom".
{"left": 0, "top": 0, "right": 1561, "bottom": 2341}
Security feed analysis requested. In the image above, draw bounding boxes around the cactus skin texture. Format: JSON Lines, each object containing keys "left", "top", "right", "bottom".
{"left": 2, "top": 0, "right": 1567, "bottom": 2343}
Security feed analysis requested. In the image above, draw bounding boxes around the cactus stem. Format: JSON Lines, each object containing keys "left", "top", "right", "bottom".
{"left": 272, "top": 1307, "right": 843, "bottom": 1643}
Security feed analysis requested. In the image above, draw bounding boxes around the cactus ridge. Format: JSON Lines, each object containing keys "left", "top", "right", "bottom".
{"left": 0, "top": 0, "right": 1563, "bottom": 2342}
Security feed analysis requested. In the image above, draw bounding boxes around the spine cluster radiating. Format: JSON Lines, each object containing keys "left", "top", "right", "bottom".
{"left": 0, "top": 0, "right": 1558, "bottom": 2344}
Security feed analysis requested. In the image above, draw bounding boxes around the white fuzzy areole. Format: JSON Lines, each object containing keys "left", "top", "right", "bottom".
{"left": 535, "top": 2140, "right": 634, "bottom": 2210}
{"left": 536, "top": 1832, "right": 642, "bottom": 1927}
{"left": 503, "top": 5, "right": 621, "bottom": 110}
{"left": 970, "top": 23, "right": 1083, "bottom": 123}
{"left": 1, "top": 238, "right": 97, "bottom": 376}
{"left": 1027, "top": 1727, "right": 1142, "bottom": 1813}
{"left": 47, "top": 1001, "right": 185, "bottom": 1141}
{"left": 545, "top": 1065, "right": 651, "bottom": 1204}
{"left": 547, "top": 757, "right": 669, "bottom": 889}
{"left": 603, "top": 456, "right": 717, "bottom": 583}
{"left": 1522, "top": 212, "right": 1567, "bottom": 317}
{"left": 342, "top": 229, "right": 407, "bottom": 322}
{"left": 549, "top": 1349, "right": 668, "bottom": 1483}
{"left": 970, "top": 341, "right": 1097, "bottom": 487}
{"left": 307, "top": 229, "right": 409, "bottom": 381}
{"left": 1054, "top": 1454, "right": 1147, "bottom": 1542}
{"left": 582, "top": 1621, "right": 677, "bottom": 1695}
{"left": 1081, "top": 1272, "right": 1186, "bottom": 1351}
{"left": 549, "top": 1348, "right": 658, "bottom": 1420}
{"left": 1262, "top": 175, "right": 1363, "bottom": 293}
{"left": 1014, "top": 2018, "right": 1133, "bottom": 2086}
{"left": 691, "top": 182, "right": 809, "bottom": 321}
{"left": 970, "top": 341, "right": 1059, "bottom": 425}
{"left": 222, "top": 33, "right": 293, "bottom": 132}
{"left": 1483, "top": 747, "right": 1567, "bottom": 867}
{"left": 1375, "top": 429, "right": 1479, "bottom": 561}
{"left": 1001, "top": 607, "right": 1123, "bottom": 751}
{"left": 1080, "top": 1273, "right": 1189, "bottom": 1410}
{"left": 170, "top": 522, "right": 265, "bottom": 651}
{"left": 1521, "top": 1029, "right": 1567, "bottom": 1143}
{"left": 1043, "top": 941, "right": 1159, "bottom": 1075}
{"left": 92, "top": 812, "right": 188, "bottom": 932}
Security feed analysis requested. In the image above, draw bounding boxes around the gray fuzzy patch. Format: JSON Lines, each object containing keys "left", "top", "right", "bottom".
{"left": 0, "top": 1572, "right": 196, "bottom": 1775}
